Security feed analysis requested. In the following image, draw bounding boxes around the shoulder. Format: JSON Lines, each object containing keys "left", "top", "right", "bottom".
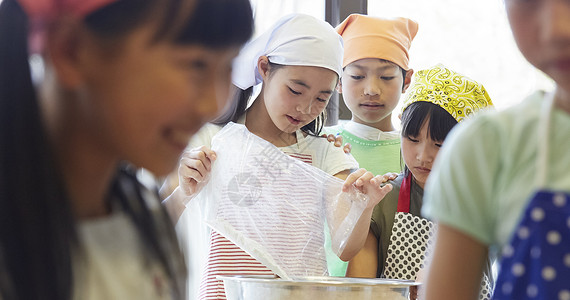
{"left": 421, "top": 92, "right": 545, "bottom": 245}
{"left": 301, "top": 132, "right": 359, "bottom": 175}
{"left": 442, "top": 92, "right": 543, "bottom": 157}
{"left": 188, "top": 123, "right": 224, "bottom": 148}
{"left": 322, "top": 124, "right": 344, "bottom": 135}
{"left": 460, "top": 91, "right": 542, "bottom": 135}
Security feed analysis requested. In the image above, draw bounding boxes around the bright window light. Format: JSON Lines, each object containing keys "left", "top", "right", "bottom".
{"left": 249, "top": 0, "right": 325, "bottom": 38}
{"left": 368, "top": 0, "right": 554, "bottom": 111}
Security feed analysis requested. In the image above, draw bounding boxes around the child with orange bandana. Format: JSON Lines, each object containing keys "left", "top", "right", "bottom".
{"left": 323, "top": 14, "right": 418, "bottom": 277}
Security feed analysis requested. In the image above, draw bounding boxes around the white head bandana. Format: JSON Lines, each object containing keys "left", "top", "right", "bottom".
{"left": 232, "top": 13, "right": 344, "bottom": 90}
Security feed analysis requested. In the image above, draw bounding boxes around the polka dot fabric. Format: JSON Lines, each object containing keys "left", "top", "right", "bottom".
{"left": 494, "top": 191, "right": 570, "bottom": 299}
{"left": 382, "top": 212, "right": 436, "bottom": 281}
{"left": 383, "top": 212, "right": 492, "bottom": 300}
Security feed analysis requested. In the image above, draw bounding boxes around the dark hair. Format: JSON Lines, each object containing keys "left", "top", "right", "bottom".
{"left": 400, "top": 101, "right": 458, "bottom": 176}
{"left": 213, "top": 62, "right": 331, "bottom": 136}
{"left": 0, "top": 0, "right": 253, "bottom": 299}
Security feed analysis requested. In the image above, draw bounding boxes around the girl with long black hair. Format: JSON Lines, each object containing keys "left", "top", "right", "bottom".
{"left": 0, "top": 0, "right": 253, "bottom": 298}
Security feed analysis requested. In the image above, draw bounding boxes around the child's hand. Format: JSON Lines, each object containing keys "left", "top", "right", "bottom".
{"left": 178, "top": 146, "right": 217, "bottom": 198}
{"left": 382, "top": 172, "right": 399, "bottom": 181}
{"left": 342, "top": 168, "right": 393, "bottom": 209}
{"left": 321, "top": 133, "right": 352, "bottom": 154}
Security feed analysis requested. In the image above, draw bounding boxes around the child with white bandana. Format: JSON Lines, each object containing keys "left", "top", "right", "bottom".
{"left": 163, "top": 14, "right": 393, "bottom": 300}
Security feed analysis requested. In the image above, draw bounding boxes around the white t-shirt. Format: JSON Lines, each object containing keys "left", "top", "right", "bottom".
{"left": 179, "top": 121, "right": 358, "bottom": 299}
{"left": 190, "top": 122, "right": 358, "bottom": 175}
{"left": 423, "top": 91, "right": 570, "bottom": 256}
{"left": 74, "top": 213, "right": 171, "bottom": 300}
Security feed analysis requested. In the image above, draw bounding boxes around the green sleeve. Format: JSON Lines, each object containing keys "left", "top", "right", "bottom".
{"left": 423, "top": 115, "right": 502, "bottom": 245}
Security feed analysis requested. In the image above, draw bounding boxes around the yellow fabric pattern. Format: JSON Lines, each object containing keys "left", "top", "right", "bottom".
{"left": 402, "top": 64, "right": 494, "bottom": 122}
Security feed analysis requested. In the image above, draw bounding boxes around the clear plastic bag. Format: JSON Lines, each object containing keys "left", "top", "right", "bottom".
{"left": 193, "top": 123, "right": 369, "bottom": 279}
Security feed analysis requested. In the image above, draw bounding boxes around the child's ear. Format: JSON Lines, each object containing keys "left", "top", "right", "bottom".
{"left": 257, "top": 56, "right": 271, "bottom": 81}
{"left": 402, "top": 69, "right": 414, "bottom": 93}
{"left": 336, "top": 78, "right": 343, "bottom": 94}
{"left": 46, "top": 17, "right": 94, "bottom": 89}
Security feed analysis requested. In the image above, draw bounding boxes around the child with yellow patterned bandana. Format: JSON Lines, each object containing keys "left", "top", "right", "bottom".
{"left": 323, "top": 13, "right": 418, "bottom": 277}
{"left": 344, "top": 64, "right": 494, "bottom": 299}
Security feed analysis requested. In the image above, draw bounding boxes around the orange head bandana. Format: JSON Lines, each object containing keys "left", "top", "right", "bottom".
{"left": 336, "top": 14, "right": 418, "bottom": 70}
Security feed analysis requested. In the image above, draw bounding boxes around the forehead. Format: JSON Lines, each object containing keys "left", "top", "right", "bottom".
{"left": 344, "top": 58, "right": 400, "bottom": 72}
{"left": 274, "top": 65, "right": 338, "bottom": 85}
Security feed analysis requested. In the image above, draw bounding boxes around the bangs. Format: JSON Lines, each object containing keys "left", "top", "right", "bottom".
{"left": 166, "top": 0, "right": 254, "bottom": 48}
{"left": 85, "top": 0, "right": 253, "bottom": 49}
{"left": 401, "top": 101, "right": 458, "bottom": 142}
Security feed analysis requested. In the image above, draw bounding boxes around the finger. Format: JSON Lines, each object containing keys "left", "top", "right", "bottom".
{"left": 179, "top": 162, "right": 206, "bottom": 183}
{"left": 193, "top": 146, "right": 217, "bottom": 162}
{"left": 343, "top": 143, "right": 352, "bottom": 154}
{"left": 371, "top": 174, "right": 393, "bottom": 188}
{"left": 178, "top": 164, "right": 199, "bottom": 196}
{"left": 367, "top": 183, "right": 393, "bottom": 207}
{"left": 327, "top": 134, "right": 335, "bottom": 143}
{"left": 334, "top": 135, "right": 342, "bottom": 147}
{"left": 180, "top": 156, "right": 209, "bottom": 179}
{"left": 321, "top": 133, "right": 331, "bottom": 142}
{"left": 188, "top": 150, "right": 216, "bottom": 172}
{"left": 342, "top": 168, "right": 367, "bottom": 192}
{"left": 355, "top": 171, "right": 374, "bottom": 187}
{"left": 379, "top": 174, "right": 391, "bottom": 183}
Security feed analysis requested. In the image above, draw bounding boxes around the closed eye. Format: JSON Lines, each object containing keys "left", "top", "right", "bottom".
{"left": 288, "top": 87, "right": 301, "bottom": 95}
{"left": 381, "top": 76, "right": 395, "bottom": 80}
{"left": 350, "top": 75, "right": 364, "bottom": 80}
{"left": 406, "top": 136, "right": 419, "bottom": 143}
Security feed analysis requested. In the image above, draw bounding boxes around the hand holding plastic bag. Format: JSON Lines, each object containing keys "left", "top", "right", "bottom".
{"left": 327, "top": 169, "right": 393, "bottom": 260}
{"left": 342, "top": 168, "right": 393, "bottom": 210}
{"left": 178, "top": 146, "right": 216, "bottom": 203}
{"left": 189, "top": 123, "right": 388, "bottom": 279}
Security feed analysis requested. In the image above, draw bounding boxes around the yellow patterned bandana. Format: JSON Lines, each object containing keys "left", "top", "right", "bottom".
{"left": 402, "top": 64, "right": 494, "bottom": 122}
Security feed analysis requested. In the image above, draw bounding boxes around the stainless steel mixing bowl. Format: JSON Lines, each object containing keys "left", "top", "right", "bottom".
{"left": 220, "top": 275, "right": 420, "bottom": 300}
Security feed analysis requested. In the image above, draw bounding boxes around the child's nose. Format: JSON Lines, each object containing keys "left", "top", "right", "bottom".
{"left": 363, "top": 78, "right": 381, "bottom": 96}
{"left": 196, "top": 79, "right": 221, "bottom": 118}
{"left": 196, "top": 71, "right": 232, "bottom": 121}
{"left": 540, "top": 0, "right": 570, "bottom": 44}
{"left": 416, "top": 144, "right": 434, "bottom": 163}
{"left": 296, "top": 99, "right": 313, "bottom": 114}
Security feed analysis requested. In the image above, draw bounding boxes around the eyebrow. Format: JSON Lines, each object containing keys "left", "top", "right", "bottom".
{"left": 291, "top": 80, "right": 333, "bottom": 95}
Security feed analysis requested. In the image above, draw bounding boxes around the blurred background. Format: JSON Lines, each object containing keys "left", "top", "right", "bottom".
{"left": 4, "top": 0, "right": 551, "bottom": 124}
{"left": 248, "top": 0, "right": 554, "bottom": 125}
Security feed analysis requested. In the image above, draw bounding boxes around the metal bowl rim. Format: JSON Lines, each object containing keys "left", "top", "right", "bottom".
{"left": 218, "top": 275, "right": 421, "bottom": 287}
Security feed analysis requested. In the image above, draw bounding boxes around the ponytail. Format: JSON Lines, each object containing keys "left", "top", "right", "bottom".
{"left": 211, "top": 86, "right": 253, "bottom": 125}
{"left": 0, "top": 0, "right": 76, "bottom": 299}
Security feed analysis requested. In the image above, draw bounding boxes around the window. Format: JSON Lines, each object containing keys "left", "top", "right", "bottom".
{"left": 368, "top": 0, "right": 554, "bottom": 110}
{"left": 250, "top": 0, "right": 325, "bottom": 37}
